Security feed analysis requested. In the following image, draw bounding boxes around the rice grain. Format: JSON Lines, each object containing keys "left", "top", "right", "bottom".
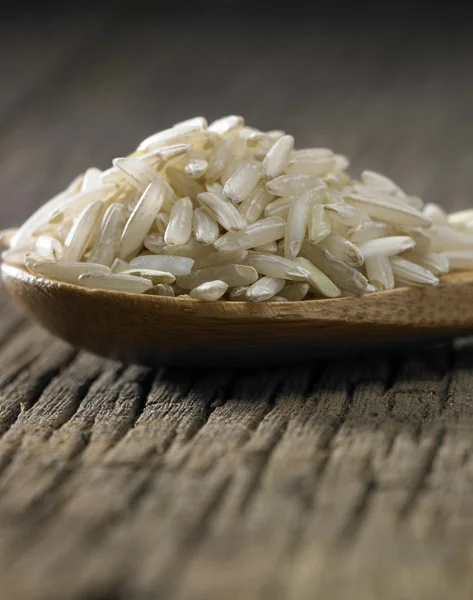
{"left": 79, "top": 273, "right": 153, "bottom": 293}
{"left": 214, "top": 217, "right": 286, "bottom": 252}
{"left": 129, "top": 254, "right": 194, "bottom": 276}
{"left": 193, "top": 207, "right": 220, "bottom": 245}
{"left": 365, "top": 255, "right": 394, "bottom": 290}
{"left": 246, "top": 276, "right": 285, "bottom": 301}
{"left": 189, "top": 280, "right": 228, "bottom": 301}
{"left": 308, "top": 204, "right": 331, "bottom": 243}
{"left": 320, "top": 233, "right": 364, "bottom": 267}
{"left": 278, "top": 282, "right": 310, "bottom": 301}
{"left": 266, "top": 174, "right": 324, "bottom": 197}
{"left": 357, "top": 236, "right": 416, "bottom": 258}
{"left": 390, "top": 257, "right": 439, "bottom": 286}
{"left": 177, "top": 264, "right": 258, "bottom": 289}
{"left": 62, "top": 201, "right": 103, "bottom": 262}
{"left": 88, "top": 203, "right": 125, "bottom": 267}
{"left": 223, "top": 161, "right": 261, "bottom": 203}
{"left": 164, "top": 197, "right": 193, "bottom": 246}
{"left": 295, "top": 257, "right": 341, "bottom": 298}
{"left": 262, "top": 135, "right": 294, "bottom": 179}
{"left": 119, "top": 178, "right": 166, "bottom": 260}
{"left": 34, "top": 261, "right": 110, "bottom": 284}
{"left": 245, "top": 252, "right": 310, "bottom": 281}
{"left": 197, "top": 192, "right": 247, "bottom": 231}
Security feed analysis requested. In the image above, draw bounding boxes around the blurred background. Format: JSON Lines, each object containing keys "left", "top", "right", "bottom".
{"left": 1, "top": 2, "right": 472, "bottom": 229}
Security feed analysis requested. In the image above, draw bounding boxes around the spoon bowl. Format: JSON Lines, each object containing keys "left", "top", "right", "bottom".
{"left": 3, "top": 263, "right": 473, "bottom": 366}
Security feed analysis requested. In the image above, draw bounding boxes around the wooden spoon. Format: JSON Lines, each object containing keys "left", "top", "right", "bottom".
{"left": 2, "top": 263, "right": 473, "bottom": 366}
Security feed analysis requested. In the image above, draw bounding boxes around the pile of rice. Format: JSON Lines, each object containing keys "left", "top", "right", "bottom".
{"left": 2, "top": 115, "right": 473, "bottom": 302}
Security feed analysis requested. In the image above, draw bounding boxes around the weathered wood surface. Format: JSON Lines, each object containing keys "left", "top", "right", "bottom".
{"left": 2, "top": 10, "right": 473, "bottom": 599}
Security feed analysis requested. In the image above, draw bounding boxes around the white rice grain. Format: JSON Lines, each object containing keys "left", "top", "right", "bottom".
{"left": 332, "top": 154, "right": 350, "bottom": 171}
{"left": 156, "top": 212, "right": 170, "bottom": 234}
{"left": 447, "top": 209, "right": 473, "bottom": 229}
{"left": 348, "top": 222, "right": 393, "bottom": 244}
{"left": 113, "top": 157, "right": 157, "bottom": 192}
{"left": 357, "top": 236, "right": 416, "bottom": 258}
{"left": 153, "top": 143, "right": 192, "bottom": 163}
{"left": 428, "top": 225, "right": 473, "bottom": 252}
{"left": 345, "top": 193, "right": 432, "bottom": 228}
{"left": 266, "top": 130, "right": 286, "bottom": 142}
{"left": 177, "top": 264, "right": 258, "bottom": 289}
{"left": 423, "top": 203, "right": 448, "bottom": 225}
{"left": 262, "top": 135, "right": 294, "bottom": 179}
{"left": 121, "top": 269, "right": 176, "bottom": 284}
{"left": 144, "top": 232, "right": 165, "bottom": 253}
{"left": 35, "top": 235, "right": 63, "bottom": 261}
{"left": 162, "top": 238, "right": 213, "bottom": 260}
{"left": 208, "top": 115, "right": 244, "bottom": 136}
{"left": 278, "top": 282, "right": 310, "bottom": 301}
{"left": 82, "top": 167, "right": 102, "bottom": 192}
{"left": 300, "top": 242, "right": 372, "bottom": 295}
{"left": 79, "top": 272, "right": 153, "bottom": 293}
{"left": 223, "top": 161, "right": 261, "bottom": 204}
{"left": 254, "top": 241, "right": 278, "bottom": 253}
{"left": 205, "top": 138, "right": 233, "bottom": 182}
{"left": 3, "top": 248, "right": 40, "bottom": 266}
{"left": 286, "top": 157, "right": 335, "bottom": 176}
{"left": 193, "top": 207, "right": 220, "bottom": 245}
{"left": 189, "top": 280, "right": 228, "bottom": 301}
{"left": 119, "top": 177, "right": 166, "bottom": 260}
{"left": 395, "top": 226, "right": 431, "bottom": 252}
{"left": 325, "top": 203, "right": 369, "bottom": 226}
{"left": 174, "top": 116, "right": 208, "bottom": 129}
{"left": 87, "top": 203, "right": 125, "bottom": 267}
{"left": 111, "top": 258, "right": 130, "bottom": 273}
{"left": 441, "top": 251, "right": 473, "bottom": 271}
{"left": 0, "top": 228, "right": 18, "bottom": 248}
{"left": 245, "top": 252, "right": 310, "bottom": 281}
{"left": 129, "top": 254, "right": 194, "bottom": 276}
{"left": 166, "top": 166, "right": 204, "bottom": 199}
{"left": 361, "top": 170, "right": 405, "bottom": 197}
{"left": 229, "top": 285, "right": 250, "bottom": 301}
{"left": 266, "top": 174, "right": 323, "bottom": 197}
{"left": 308, "top": 204, "right": 331, "bottom": 243}
{"left": 403, "top": 250, "right": 449, "bottom": 275}
{"left": 215, "top": 217, "right": 286, "bottom": 252}
{"left": 144, "top": 283, "right": 175, "bottom": 297}
{"left": 7, "top": 115, "right": 468, "bottom": 301}
{"left": 185, "top": 158, "right": 208, "bottom": 179}
{"left": 34, "top": 261, "right": 110, "bottom": 284}
{"left": 196, "top": 249, "right": 248, "bottom": 269}
{"left": 137, "top": 124, "right": 204, "bottom": 153}
{"left": 295, "top": 257, "right": 341, "bottom": 298}
{"left": 164, "top": 197, "right": 193, "bottom": 246}
{"left": 238, "top": 184, "right": 274, "bottom": 224}
{"left": 197, "top": 192, "right": 247, "bottom": 231}
{"left": 284, "top": 189, "right": 319, "bottom": 259}
{"left": 320, "top": 233, "right": 365, "bottom": 267}
{"left": 62, "top": 200, "right": 103, "bottom": 262}
{"left": 246, "top": 276, "right": 285, "bottom": 301}
{"left": 365, "top": 255, "right": 394, "bottom": 290}
{"left": 390, "top": 257, "right": 439, "bottom": 286}
{"left": 264, "top": 197, "right": 292, "bottom": 219}
{"left": 291, "top": 148, "right": 333, "bottom": 160}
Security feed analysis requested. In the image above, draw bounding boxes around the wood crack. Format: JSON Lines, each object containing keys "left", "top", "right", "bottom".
{"left": 397, "top": 425, "right": 446, "bottom": 520}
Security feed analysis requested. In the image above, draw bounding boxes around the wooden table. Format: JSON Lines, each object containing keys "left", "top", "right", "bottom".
{"left": 2, "top": 10, "right": 473, "bottom": 599}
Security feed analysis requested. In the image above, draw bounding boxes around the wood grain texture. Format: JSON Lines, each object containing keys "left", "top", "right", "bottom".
{"left": 4, "top": 264, "right": 473, "bottom": 366}
{"left": 1, "top": 10, "right": 473, "bottom": 599}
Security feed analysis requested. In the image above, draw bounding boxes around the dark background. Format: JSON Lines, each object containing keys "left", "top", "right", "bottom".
{"left": 1, "top": 2, "right": 472, "bottom": 229}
